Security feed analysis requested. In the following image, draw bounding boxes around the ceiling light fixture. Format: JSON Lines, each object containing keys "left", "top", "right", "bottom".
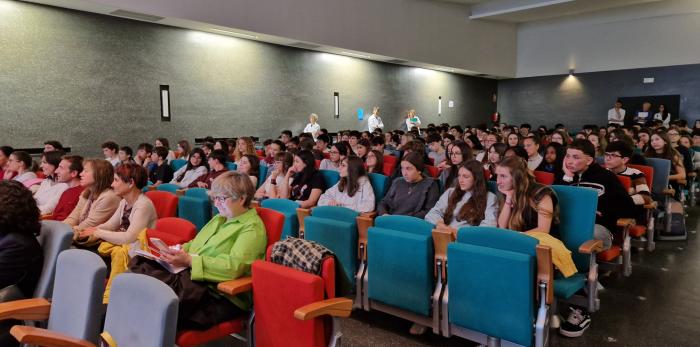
{"left": 340, "top": 51, "right": 371, "bottom": 59}
{"left": 209, "top": 28, "right": 258, "bottom": 39}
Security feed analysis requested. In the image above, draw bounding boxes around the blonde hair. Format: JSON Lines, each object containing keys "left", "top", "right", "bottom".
{"left": 309, "top": 113, "right": 318, "bottom": 123}
{"left": 234, "top": 137, "right": 256, "bottom": 162}
{"left": 211, "top": 171, "right": 255, "bottom": 207}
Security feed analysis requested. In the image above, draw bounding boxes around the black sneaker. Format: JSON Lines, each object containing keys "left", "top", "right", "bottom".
{"left": 559, "top": 306, "right": 591, "bottom": 337}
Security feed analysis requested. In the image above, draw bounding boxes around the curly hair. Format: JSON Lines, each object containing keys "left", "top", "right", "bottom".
{"left": 0, "top": 181, "right": 41, "bottom": 236}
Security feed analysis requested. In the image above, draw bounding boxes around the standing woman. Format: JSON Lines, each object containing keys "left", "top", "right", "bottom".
{"left": 318, "top": 156, "right": 375, "bottom": 213}
{"left": 65, "top": 159, "right": 121, "bottom": 245}
{"left": 303, "top": 113, "right": 322, "bottom": 140}
{"left": 405, "top": 109, "right": 421, "bottom": 133}
{"left": 7, "top": 151, "right": 37, "bottom": 186}
{"left": 177, "top": 140, "right": 192, "bottom": 161}
{"left": 320, "top": 142, "right": 348, "bottom": 172}
{"left": 425, "top": 160, "right": 498, "bottom": 228}
{"left": 439, "top": 142, "right": 473, "bottom": 189}
{"left": 278, "top": 150, "right": 326, "bottom": 208}
{"left": 170, "top": 148, "right": 209, "bottom": 188}
{"left": 654, "top": 104, "right": 671, "bottom": 128}
{"left": 495, "top": 156, "right": 557, "bottom": 234}
{"left": 368, "top": 106, "right": 384, "bottom": 132}
{"left": 646, "top": 132, "right": 685, "bottom": 194}
{"left": 365, "top": 150, "right": 385, "bottom": 174}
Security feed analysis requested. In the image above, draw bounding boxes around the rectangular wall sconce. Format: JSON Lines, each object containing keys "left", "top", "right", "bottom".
{"left": 438, "top": 96, "right": 442, "bottom": 116}
{"left": 160, "top": 85, "right": 171, "bottom": 122}
{"left": 334, "top": 92, "right": 340, "bottom": 119}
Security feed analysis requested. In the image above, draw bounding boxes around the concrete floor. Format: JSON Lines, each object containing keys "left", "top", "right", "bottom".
{"left": 222, "top": 207, "right": 700, "bottom": 347}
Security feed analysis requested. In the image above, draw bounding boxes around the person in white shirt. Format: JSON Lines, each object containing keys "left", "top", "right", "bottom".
{"left": 101, "top": 141, "right": 121, "bottom": 167}
{"left": 367, "top": 106, "right": 384, "bottom": 132}
{"left": 654, "top": 104, "right": 671, "bottom": 128}
{"left": 636, "top": 102, "right": 652, "bottom": 125}
{"left": 34, "top": 150, "right": 69, "bottom": 215}
{"left": 170, "top": 148, "right": 209, "bottom": 188}
{"left": 405, "top": 109, "right": 422, "bottom": 133}
{"left": 303, "top": 113, "right": 321, "bottom": 140}
{"left": 607, "top": 100, "right": 625, "bottom": 125}
{"left": 318, "top": 156, "right": 375, "bottom": 213}
{"left": 523, "top": 136, "right": 543, "bottom": 171}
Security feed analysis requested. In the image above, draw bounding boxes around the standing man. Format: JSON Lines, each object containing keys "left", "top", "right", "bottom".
{"left": 368, "top": 106, "right": 384, "bottom": 132}
{"left": 607, "top": 100, "right": 625, "bottom": 126}
{"left": 635, "top": 102, "right": 652, "bottom": 125}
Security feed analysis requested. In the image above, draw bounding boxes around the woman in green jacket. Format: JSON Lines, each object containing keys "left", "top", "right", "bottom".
{"left": 130, "top": 171, "right": 267, "bottom": 330}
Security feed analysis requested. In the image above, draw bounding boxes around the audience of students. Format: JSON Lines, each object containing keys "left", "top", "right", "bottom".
{"left": 170, "top": 148, "right": 209, "bottom": 188}
{"left": 149, "top": 146, "right": 174, "bottom": 186}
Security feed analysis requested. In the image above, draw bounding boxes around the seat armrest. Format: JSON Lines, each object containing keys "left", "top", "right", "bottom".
{"left": 250, "top": 200, "right": 260, "bottom": 208}
{"left": 579, "top": 239, "right": 603, "bottom": 254}
{"left": 217, "top": 277, "right": 253, "bottom": 296}
{"left": 616, "top": 218, "right": 635, "bottom": 228}
{"left": 10, "top": 325, "right": 95, "bottom": 347}
{"left": 147, "top": 185, "right": 157, "bottom": 191}
{"left": 643, "top": 201, "right": 658, "bottom": 209}
{"left": 296, "top": 208, "right": 311, "bottom": 237}
{"left": 360, "top": 211, "right": 377, "bottom": 219}
{"left": 356, "top": 215, "right": 375, "bottom": 261}
{"left": 294, "top": 297, "right": 353, "bottom": 320}
{"left": 0, "top": 298, "right": 51, "bottom": 321}
{"left": 535, "top": 245, "right": 554, "bottom": 305}
{"left": 176, "top": 189, "right": 186, "bottom": 196}
{"left": 431, "top": 228, "right": 455, "bottom": 279}
{"left": 40, "top": 214, "right": 54, "bottom": 221}
{"left": 663, "top": 188, "right": 675, "bottom": 196}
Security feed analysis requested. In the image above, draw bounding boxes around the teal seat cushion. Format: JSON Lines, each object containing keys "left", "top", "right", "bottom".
{"left": 178, "top": 196, "right": 211, "bottom": 231}
{"left": 185, "top": 187, "right": 209, "bottom": 200}
{"left": 457, "top": 227, "right": 538, "bottom": 256}
{"left": 373, "top": 215, "right": 434, "bottom": 236}
{"left": 305, "top": 216, "right": 357, "bottom": 287}
{"left": 367, "top": 226, "right": 433, "bottom": 316}
{"left": 553, "top": 273, "right": 586, "bottom": 299}
{"left": 368, "top": 173, "right": 389, "bottom": 203}
{"left": 551, "top": 185, "right": 598, "bottom": 272}
{"left": 448, "top": 243, "right": 534, "bottom": 347}
{"left": 258, "top": 165, "right": 268, "bottom": 189}
{"left": 311, "top": 206, "right": 358, "bottom": 224}
{"left": 261, "top": 199, "right": 300, "bottom": 239}
{"left": 156, "top": 184, "right": 180, "bottom": 194}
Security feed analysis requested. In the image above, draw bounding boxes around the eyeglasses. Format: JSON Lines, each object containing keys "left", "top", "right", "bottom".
{"left": 211, "top": 196, "right": 231, "bottom": 203}
{"left": 604, "top": 153, "right": 623, "bottom": 159}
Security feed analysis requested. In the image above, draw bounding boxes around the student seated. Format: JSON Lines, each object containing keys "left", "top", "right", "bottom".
{"left": 377, "top": 152, "right": 439, "bottom": 218}
{"left": 604, "top": 141, "right": 652, "bottom": 223}
{"left": 356, "top": 138, "right": 370, "bottom": 160}
{"left": 149, "top": 146, "right": 174, "bottom": 186}
{"left": 190, "top": 150, "right": 229, "bottom": 189}
{"left": 33, "top": 150, "right": 69, "bottom": 215}
{"left": 425, "top": 159, "right": 497, "bottom": 228}
{"left": 7, "top": 151, "right": 37, "bottom": 185}
{"left": 170, "top": 148, "right": 209, "bottom": 188}
{"left": 101, "top": 141, "right": 120, "bottom": 168}
{"left": 484, "top": 143, "right": 507, "bottom": 180}
{"left": 278, "top": 150, "right": 325, "bottom": 208}
{"left": 318, "top": 156, "right": 375, "bottom": 213}
{"left": 261, "top": 140, "right": 285, "bottom": 168}
{"left": 523, "top": 136, "right": 543, "bottom": 171}
{"left": 427, "top": 133, "right": 446, "bottom": 167}
{"left": 237, "top": 154, "right": 260, "bottom": 188}
{"left": 155, "top": 137, "right": 176, "bottom": 163}
{"left": 0, "top": 146, "right": 14, "bottom": 180}
{"left": 255, "top": 152, "right": 293, "bottom": 200}
{"left": 233, "top": 137, "right": 256, "bottom": 165}
{"left": 438, "top": 141, "right": 472, "bottom": 189}
{"left": 134, "top": 142, "right": 154, "bottom": 170}
{"left": 536, "top": 142, "right": 565, "bottom": 177}
{"left": 176, "top": 140, "right": 192, "bottom": 161}
{"left": 65, "top": 159, "right": 121, "bottom": 246}
{"left": 46, "top": 155, "right": 85, "bottom": 221}
{"left": 0, "top": 181, "right": 44, "bottom": 347}
{"left": 129, "top": 171, "right": 266, "bottom": 330}
{"left": 365, "top": 149, "right": 384, "bottom": 174}
{"left": 646, "top": 132, "right": 686, "bottom": 196}
{"left": 319, "top": 142, "right": 347, "bottom": 172}
{"left": 117, "top": 146, "right": 135, "bottom": 167}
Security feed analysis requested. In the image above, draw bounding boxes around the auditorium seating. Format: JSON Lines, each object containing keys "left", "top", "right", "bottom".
{"left": 154, "top": 183, "right": 180, "bottom": 194}
{"left": 534, "top": 170, "right": 555, "bottom": 185}
{"left": 147, "top": 217, "right": 197, "bottom": 248}
{"left": 170, "top": 158, "right": 187, "bottom": 172}
{"left": 629, "top": 164, "right": 657, "bottom": 251}
{"left": 261, "top": 198, "right": 300, "bottom": 239}
{"left": 319, "top": 169, "right": 340, "bottom": 189}
{"left": 35, "top": 221, "right": 74, "bottom": 299}
{"left": 176, "top": 188, "right": 212, "bottom": 230}
{"left": 145, "top": 190, "right": 179, "bottom": 219}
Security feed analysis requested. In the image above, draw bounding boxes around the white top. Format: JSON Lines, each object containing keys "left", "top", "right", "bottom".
{"left": 318, "top": 176, "right": 375, "bottom": 213}
{"left": 636, "top": 111, "right": 650, "bottom": 124}
{"left": 368, "top": 114, "right": 384, "bottom": 132}
{"left": 34, "top": 179, "right": 69, "bottom": 215}
{"left": 319, "top": 159, "right": 341, "bottom": 172}
{"left": 95, "top": 194, "right": 157, "bottom": 245}
{"left": 13, "top": 171, "right": 37, "bottom": 184}
{"left": 263, "top": 174, "right": 292, "bottom": 196}
{"left": 607, "top": 108, "right": 625, "bottom": 125}
{"left": 425, "top": 189, "right": 498, "bottom": 229}
{"left": 654, "top": 112, "right": 671, "bottom": 128}
{"left": 406, "top": 116, "right": 422, "bottom": 132}
{"left": 527, "top": 153, "right": 543, "bottom": 171}
{"left": 303, "top": 122, "right": 321, "bottom": 140}
{"left": 170, "top": 165, "right": 208, "bottom": 188}
{"left": 107, "top": 157, "right": 120, "bottom": 168}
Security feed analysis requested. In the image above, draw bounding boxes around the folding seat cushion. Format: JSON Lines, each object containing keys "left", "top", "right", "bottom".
{"left": 185, "top": 187, "right": 210, "bottom": 200}
{"left": 170, "top": 159, "right": 187, "bottom": 172}
{"left": 261, "top": 199, "right": 300, "bottom": 239}
{"left": 147, "top": 217, "right": 196, "bottom": 246}
{"left": 367, "top": 215, "right": 435, "bottom": 316}
{"left": 178, "top": 195, "right": 211, "bottom": 231}
{"left": 304, "top": 206, "right": 359, "bottom": 287}
{"left": 226, "top": 162, "right": 238, "bottom": 171}
{"left": 258, "top": 165, "right": 268, "bottom": 189}
{"left": 368, "top": 173, "right": 389, "bottom": 203}
{"left": 319, "top": 169, "right": 340, "bottom": 189}
{"left": 533, "top": 171, "right": 555, "bottom": 185}
{"left": 145, "top": 191, "right": 179, "bottom": 218}
{"left": 156, "top": 183, "right": 180, "bottom": 194}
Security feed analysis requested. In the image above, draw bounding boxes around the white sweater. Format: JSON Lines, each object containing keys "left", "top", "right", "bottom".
{"left": 425, "top": 188, "right": 498, "bottom": 229}
{"left": 318, "top": 176, "right": 375, "bottom": 213}
{"left": 170, "top": 166, "right": 208, "bottom": 188}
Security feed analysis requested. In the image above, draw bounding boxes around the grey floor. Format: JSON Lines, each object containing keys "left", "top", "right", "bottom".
{"left": 222, "top": 207, "right": 700, "bottom": 347}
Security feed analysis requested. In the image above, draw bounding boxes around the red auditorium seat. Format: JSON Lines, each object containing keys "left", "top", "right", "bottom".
{"left": 315, "top": 159, "right": 321, "bottom": 170}
{"left": 426, "top": 165, "right": 440, "bottom": 178}
{"left": 145, "top": 191, "right": 178, "bottom": 218}
{"left": 533, "top": 171, "right": 555, "bottom": 185}
{"left": 383, "top": 155, "right": 398, "bottom": 176}
{"left": 147, "top": 217, "right": 197, "bottom": 248}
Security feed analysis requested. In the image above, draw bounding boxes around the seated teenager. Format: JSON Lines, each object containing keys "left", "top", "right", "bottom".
{"left": 117, "top": 146, "right": 135, "bottom": 167}
{"left": 438, "top": 141, "right": 472, "bottom": 189}
{"left": 484, "top": 143, "right": 507, "bottom": 180}
{"left": 604, "top": 141, "right": 652, "bottom": 224}
{"left": 427, "top": 133, "right": 446, "bottom": 166}
{"left": 237, "top": 154, "right": 260, "bottom": 188}
{"left": 523, "top": 136, "right": 543, "bottom": 171}
{"left": 134, "top": 142, "right": 154, "bottom": 171}
{"left": 7, "top": 151, "right": 37, "bottom": 185}
{"left": 318, "top": 156, "right": 375, "bottom": 213}
{"left": 646, "top": 132, "right": 686, "bottom": 196}
{"left": 65, "top": 159, "right": 121, "bottom": 245}
{"left": 320, "top": 142, "right": 348, "bottom": 172}
{"left": 0, "top": 146, "right": 14, "bottom": 180}
{"left": 255, "top": 152, "right": 293, "bottom": 200}
{"left": 425, "top": 159, "right": 498, "bottom": 229}
{"left": 536, "top": 142, "right": 565, "bottom": 177}
{"left": 79, "top": 163, "right": 157, "bottom": 302}
{"left": 465, "top": 134, "right": 485, "bottom": 162}
{"left": 149, "top": 146, "right": 174, "bottom": 186}
{"left": 278, "top": 150, "right": 325, "bottom": 208}
{"left": 33, "top": 150, "right": 69, "bottom": 215}
{"left": 102, "top": 141, "right": 120, "bottom": 167}
{"left": 46, "top": 155, "right": 85, "bottom": 221}
{"left": 233, "top": 137, "right": 255, "bottom": 165}
{"left": 0, "top": 181, "right": 44, "bottom": 347}
{"left": 155, "top": 137, "right": 176, "bottom": 163}
{"left": 130, "top": 171, "right": 266, "bottom": 330}
{"left": 261, "top": 140, "right": 285, "bottom": 168}
{"left": 176, "top": 140, "right": 192, "bottom": 161}
{"left": 505, "top": 145, "right": 528, "bottom": 160}
{"left": 365, "top": 149, "right": 385, "bottom": 174}
{"left": 377, "top": 152, "right": 439, "bottom": 218}
{"left": 191, "top": 150, "right": 229, "bottom": 189}
{"left": 170, "top": 148, "right": 209, "bottom": 188}
{"left": 43, "top": 140, "right": 63, "bottom": 153}
{"left": 356, "top": 138, "right": 370, "bottom": 160}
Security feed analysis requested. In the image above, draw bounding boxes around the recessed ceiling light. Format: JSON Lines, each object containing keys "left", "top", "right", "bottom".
{"left": 209, "top": 28, "right": 258, "bottom": 39}
{"left": 340, "top": 51, "right": 371, "bottom": 59}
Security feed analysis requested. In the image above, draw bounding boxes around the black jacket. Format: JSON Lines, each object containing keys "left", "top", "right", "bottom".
{"left": 0, "top": 232, "right": 43, "bottom": 297}
{"left": 555, "top": 163, "right": 635, "bottom": 232}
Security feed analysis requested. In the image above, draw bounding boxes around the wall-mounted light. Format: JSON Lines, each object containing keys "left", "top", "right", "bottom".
{"left": 569, "top": 69, "right": 575, "bottom": 75}
{"left": 438, "top": 96, "right": 442, "bottom": 116}
{"left": 160, "top": 85, "right": 171, "bottom": 122}
{"left": 334, "top": 92, "right": 340, "bottom": 119}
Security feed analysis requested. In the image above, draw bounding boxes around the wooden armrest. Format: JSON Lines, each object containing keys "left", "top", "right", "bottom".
{"left": 663, "top": 188, "right": 675, "bottom": 196}
{"left": 643, "top": 201, "right": 658, "bottom": 209}
{"left": 294, "top": 297, "right": 353, "bottom": 320}
{"left": 147, "top": 185, "right": 157, "bottom": 191}
{"left": 579, "top": 239, "right": 603, "bottom": 254}
{"left": 677, "top": 179, "right": 687, "bottom": 186}
{"left": 356, "top": 215, "right": 375, "bottom": 261}
{"left": 0, "top": 298, "right": 51, "bottom": 321}
{"left": 217, "top": 277, "right": 253, "bottom": 296}
{"left": 296, "top": 208, "right": 311, "bottom": 237}
{"left": 10, "top": 325, "right": 95, "bottom": 347}
{"left": 360, "top": 211, "right": 377, "bottom": 219}
{"left": 176, "top": 189, "right": 186, "bottom": 196}
{"left": 432, "top": 229, "right": 456, "bottom": 279}
{"left": 250, "top": 200, "right": 260, "bottom": 208}
{"left": 536, "top": 245, "right": 554, "bottom": 305}
{"left": 40, "top": 214, "right": 54, "bottom": 221}
{"left": 616, "top": 218, "right": 635, "bottom": 228}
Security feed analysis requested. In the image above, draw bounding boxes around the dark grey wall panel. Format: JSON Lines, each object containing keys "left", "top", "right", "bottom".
{"left": 0, "top": 1, "right": 496, "bottom": 156}
{"left": 497, "top": 64, "right": 700, "bottom": 130}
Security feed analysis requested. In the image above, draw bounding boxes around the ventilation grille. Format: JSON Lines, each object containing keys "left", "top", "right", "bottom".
{"left": 386, "top": 59, "right": 409, "bottom": 64}
{"left": 289, "top": 42, "right": 322, "bottom": 50}
{"left": 109, "top": 10, "right": 164, "bottom": 22}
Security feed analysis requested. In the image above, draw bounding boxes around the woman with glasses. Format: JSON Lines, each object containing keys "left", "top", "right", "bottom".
{"left": 255, "top": 152, "right": 293, "bottom": 200}
{"left": 438, "top": 142, "right": 473, "bottom": 189}
{"left": 365, "top": 149, "right": 385, "bottom": 174}
{"left": 319, "top": 142, "right": 348, "bottom": 173}
{"left": 170, "top": 148, "right": 209, "bottom": 188}
{"left": 130, "top": 171, "right": 266, "bottom": 330}
{"left": 318, "top": 156, "right": 375, "bottom": 213}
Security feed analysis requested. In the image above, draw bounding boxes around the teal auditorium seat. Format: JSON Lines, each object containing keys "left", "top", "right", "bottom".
{"left": 142, "top": 181, "right": 153, "bottom": 193}
{"left": 645, "top": 158, "right": 684, "bottom": 241}
{"left": 551, "top": 185, "right": 602, "bottom": 314}
{"left": 319, "top": 169, "right": 340, "bottom": 189}
{"left": 261, "top": 198, "right": 300, "bottom": 239}
{"left": 258, "top": 164, "right": 268, "bottom": 189}
{"left": 368, "top": 173, "right": 389, "bottom": 203}
{"left": 363, "top": 215, "right": 438, "bottom": 331}
{"left": 487, "top": 180, "right": 498, "bottom": 194}
{"left": 170, "top": 158, "right": 187, "bottom": 172}
{"left": 443, "top": 227, "right": 551, "bottom": 347}
{"left": 226, "top": 162, "right": 238, "bottom": 171}
{"left": 178, "top": 188, "right": 212, "bottom": 231}
{"left": 156, "top": 183, "right": 180, "bottom": 194}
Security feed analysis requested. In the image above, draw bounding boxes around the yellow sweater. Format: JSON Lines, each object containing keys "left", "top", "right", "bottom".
{"left": 525, "top": 231, "right": 578, "bottom": 278}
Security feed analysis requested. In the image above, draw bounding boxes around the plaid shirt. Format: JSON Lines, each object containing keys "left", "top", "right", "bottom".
{"left": 270, "top": 237, "right": 333, "bottom": 276}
